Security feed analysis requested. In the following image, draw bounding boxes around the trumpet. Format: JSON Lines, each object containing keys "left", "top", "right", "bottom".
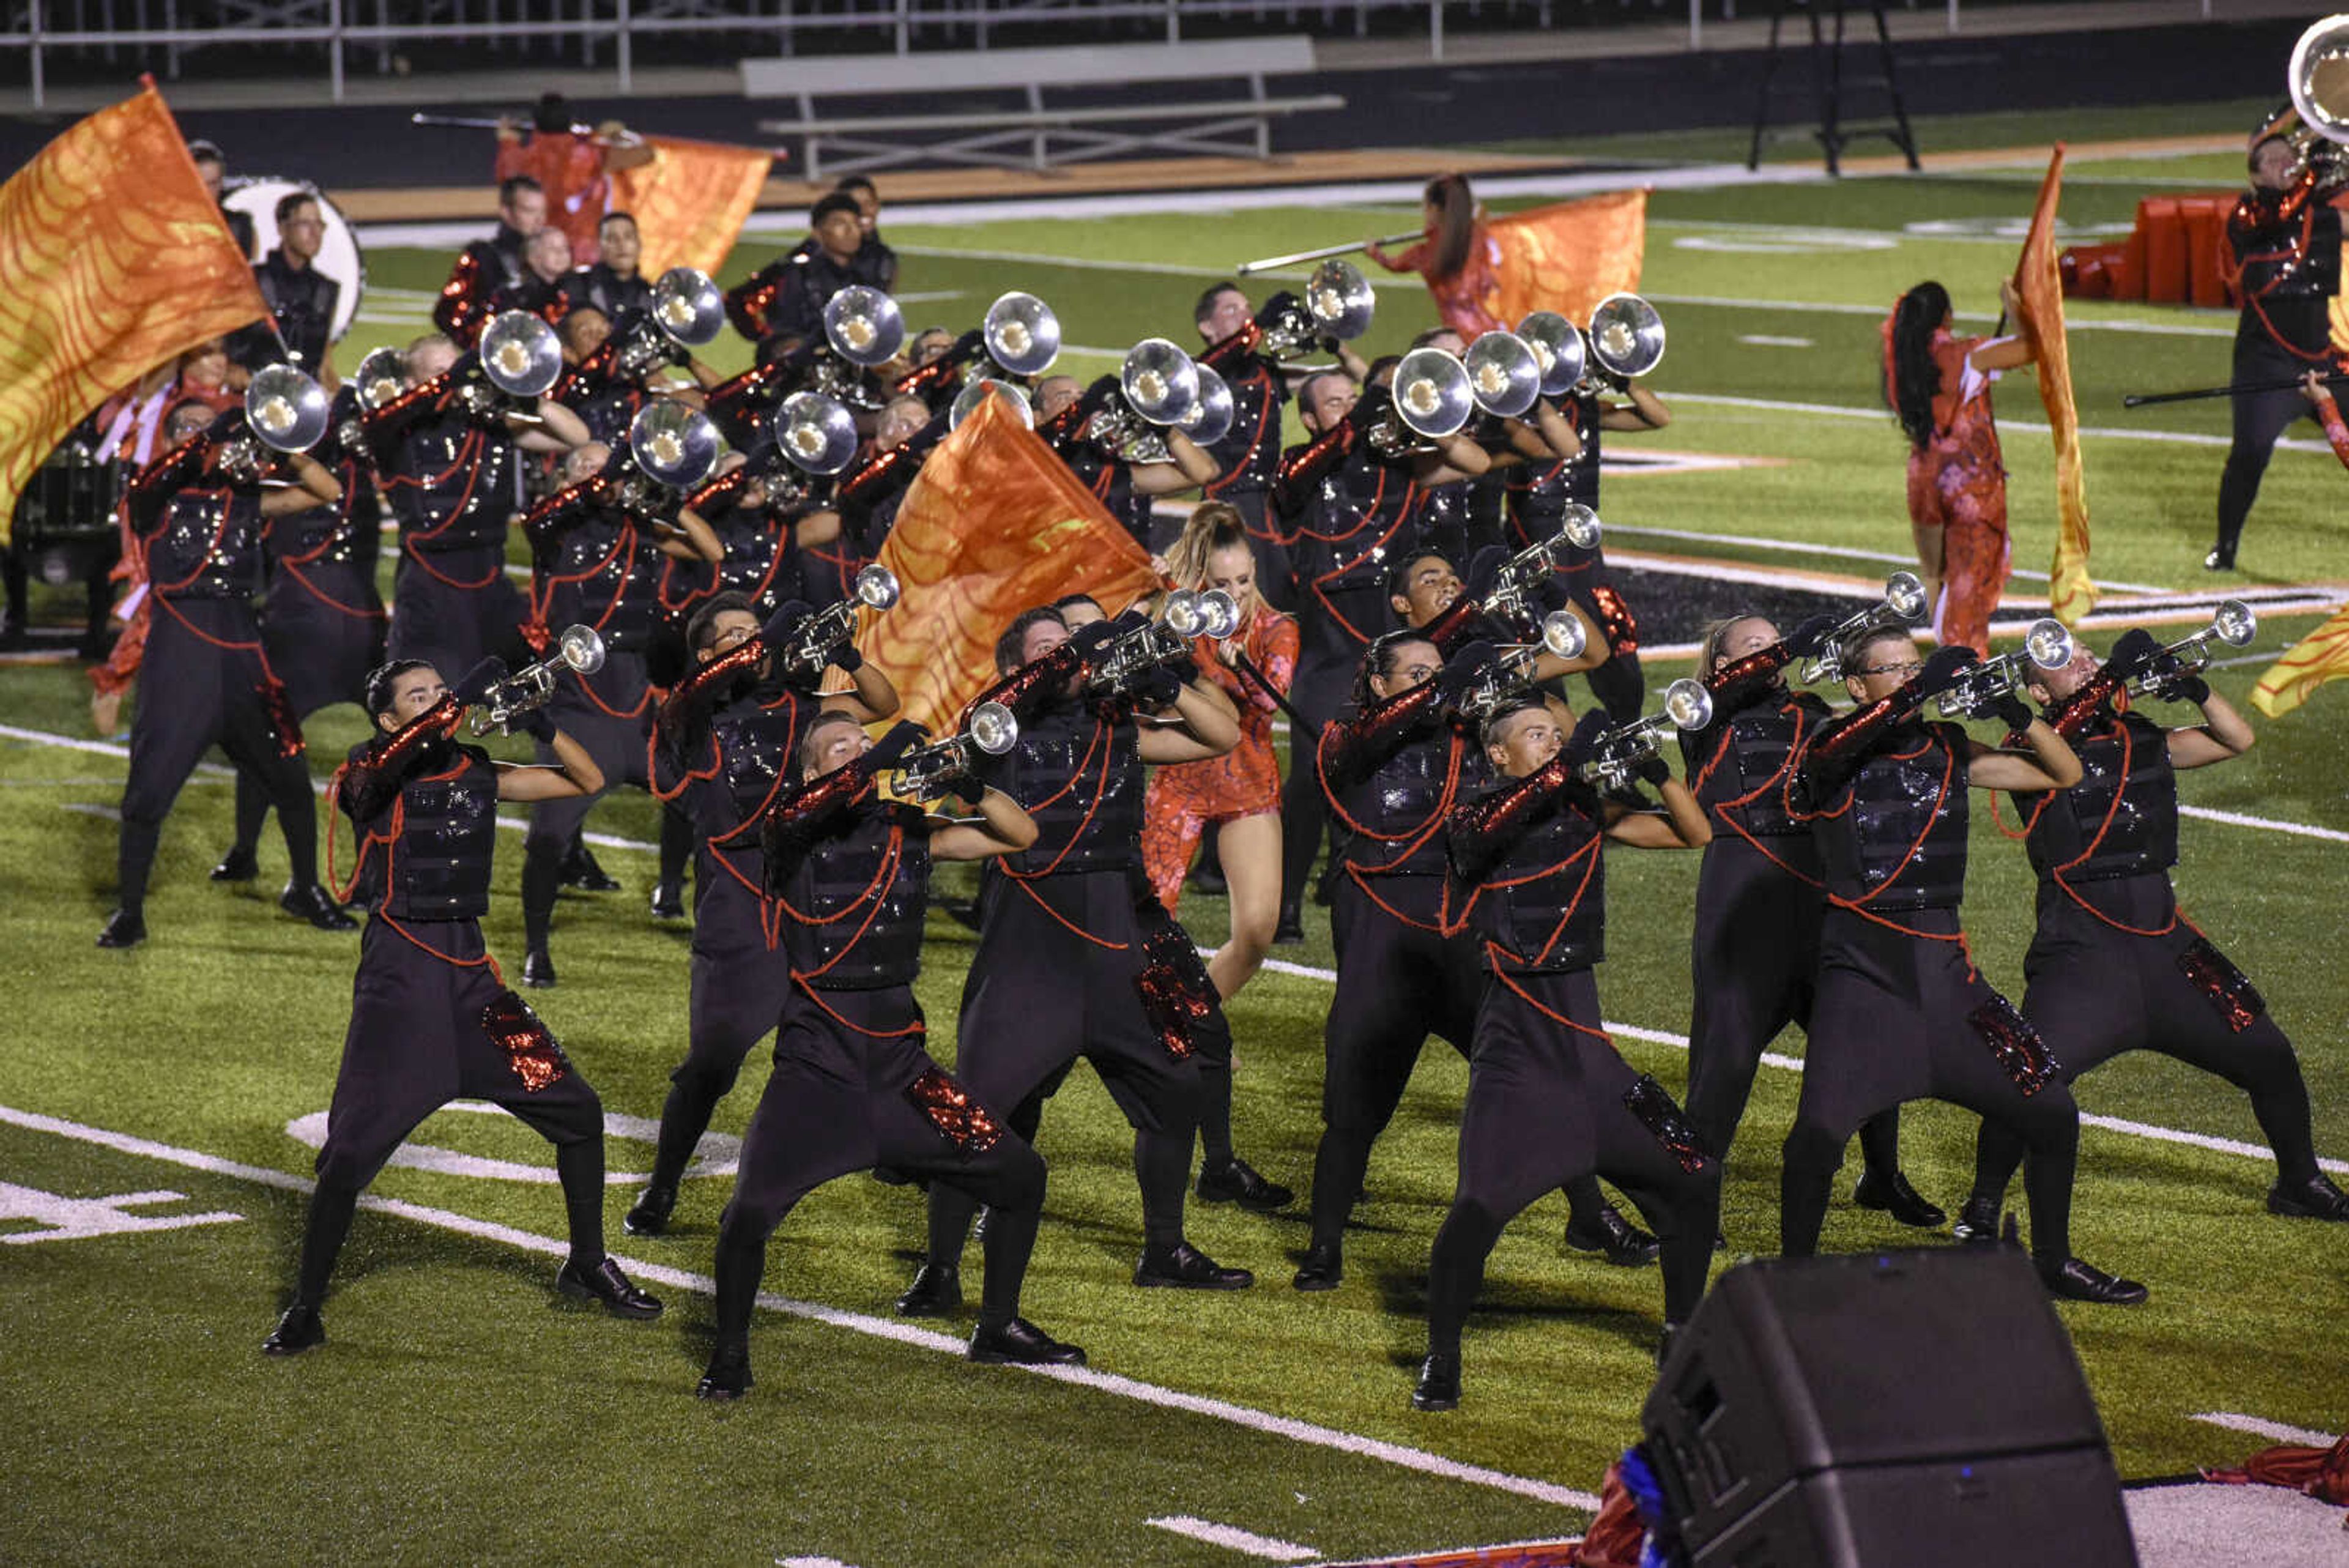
{"left": 479, "top": 310, "right": 563, "bottom": 398}
{"left": 2287, "top": 16, "right": 2349, "bottom": 184}
{"left": 889, "top": 702, "right": 1020, "bottom": 801}
{"left": 352, "top": 347, "right": 408, "bottom": 414}
{"left": 470, "top": 624, "right": 606, "bottom": 735}
{"left": 1453, "top": 611, "right": 1590, "bottom": 721}
{"left": 218, "top": 363, "right": 330, "bottom": 483}
{"left": 1935, "top": 618, "right": 2076, "bottom": 719}
{"left": 1365, "top": 347, "right": 1474, "bottom": 459}
{"left": 1090, "top": 338, "right": 1203, "bottom": 461}
{"left": 2128, "top": 600, "right": 2258, "bottom": 698}
{"left": 778, "top": 564, "right": 900, "bottom": 679}
{"left": 979, "top": 291, "right": 1061, "bottom": 379}
{"left": 1802, "top": 571, "right": 1931, "bottom": 685}
{"left": 824, "top": 285, "right": 905, "bottom": 368}
{"left": 1086, "top": 590, "right": 1241, "bottom": 696}
{"left": 1577, "top": 678, "right": 1713, "bottom": 790}
{"left": 1483, "top": 506, "right": 1603, "bottom": 628}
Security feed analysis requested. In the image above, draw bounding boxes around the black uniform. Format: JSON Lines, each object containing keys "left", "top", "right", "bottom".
{"left": 565, "top": 262, "right": 651, "bottom": 322}
{"left": 1504, "top": 392, "right": 1644, "bottom": 722}
{"left": 229, "top": 250, "right": 341, "bottom": 376}
{"left": 1426, "top": 757, "right": 1723, "bottom": 1372}
{"left": 1969, "top": 702, "right": 2333, "bottom": 1214}
{"left": 433, "top": 222, "right": 530, "bottom": 347}
{"left": 371, "top": 384, "right": 530, "bottom": 675}
{"left": 1197, "top": 342, "right": 1294, "bottom": 610}
{"left": 853, "top": 230, "right": 900, "bottom": 294}
{"left": 724, "top": 241, "right": 858, "bottom": 353}
{"left": 2214, "top": 171, "right": 2343, "bottom": 567}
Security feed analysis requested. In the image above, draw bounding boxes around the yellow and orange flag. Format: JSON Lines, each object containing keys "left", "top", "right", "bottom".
{"left": 2013, "top": 144, "right": 2096, "bottom": 628}
{"left": 610, "top": 136, "right": 774, "bottom": 278}
{"left": 2251, "top": 601, "right": 2349, "bottom": 716}
{"left": 1483, "top": 188, "right": 1648, "bottom": 327}
{"left": 855, "top": 393, "right": 1159, "bottom": 735}
{"left": 0, "top": 80, "right": 269, "bottom": 548}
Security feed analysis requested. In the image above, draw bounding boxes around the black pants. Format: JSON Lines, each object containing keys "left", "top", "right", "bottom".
{"left": 116, "top": 598, "right": 318, "bottom": 911}
{"left": 645, "top": 870, "right": 793, "bottom": 1196}
{"left": 1782, "top": 907, "right": 2079, "bottom": 1270}
{"left": 1972, "top": 882, "right": 2319, "bottom": 1204}
{"left": 2215, "top": 335, "right": 2321, "bottom": 563}
{"left": 294, "top": 917, "right": 609, "bottom": 1304}
{"left": 1684, "top": 838, "right": 1905, "bottom": 1178}
{"left": 713, "top": 984, "right": 1046, "bottom": 1347}
{"left": 387, "top": 543, "right": 529, "bottom": 674}
{"left": 235, "top": 562, "right": 386, "bottom": 861}
{"left": 1425, "top": 967, "right": 1722, "bottom": 1357}
{"left": 922, "top": 868, "right": 1203, "bottom": 1267}
{"left": 521, "top": 672, "right": 653, "bottom": 956}
{"left": 1277, "top": 650, "right": 1354, "bottom": 915}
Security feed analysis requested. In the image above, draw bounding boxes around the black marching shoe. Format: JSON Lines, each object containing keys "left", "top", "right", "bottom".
{"left": 1273, "top": 904, "right": 1304, "bottom": 946}
{"left": 623, "top": 1184, "right": 677, "bottom": 1236}
{"left": 1854, "top": 1168, "right": 1947, "bottom": 1228}
{"left": 2268, "top": 1172, "right": 2349, "bottom": 1221}
{"left": 1412, "top": 1351, "right": 1461, "bottom": 1413}
{"left": 1950, "top": 1195, "right": 2003, "bottom": 1244}
{"left": 2203, "top": 547, "right": 2236, "bottom": 573}
{"left": 1195, "top": 1157, "right": 1294, "bottom": 1213}
{"left": 969, "top": 1317, "right": 1087, "bottom": 1366}
{"left": 1134, "top": 1240, "right": 1253, "bottom": 1290}
{"left": 697, "top": 1342, "right": 752, "bottom": 1400}
{"left": 555, "top": 1256, "right": 664, "bottom": 1319}
{"left": 560, "top": 842, "right": 622, "bottom": 892}
{"left": 210, "top": 845, "right": 259, "bottom": 883}
{"left": 522, "top": 949, "right": 557, "bottom": 989}
{"left": 96, "top": 907, "right": 146, "bottom": 949}
{"left": 2041, "top": 1256, "right": 2149, "bottom": 1306}
{"left": 649, "top": 882, "right": 685, "bottom": 921}
{"left": 262, "top": 1302, "right": 325, "bottom": 1356}
{"left": 1565, "top": 1204, "right": 1660, "bottom": 1268}
{"left": 894, "top": 1263, "right": 962, "bottom": 1317}
{"left": 282, "top": 882, "right": 358, "bottom": 932}
{"left": 1291, "top": 1243, "right": 1344, "bottom": 1292}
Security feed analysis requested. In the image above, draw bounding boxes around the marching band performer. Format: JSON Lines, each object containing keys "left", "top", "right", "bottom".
{"left": 1035, "top": 374, "right": 1219, "bottom": 552}
{"left": 724, "top": 193, "right": 867, "bottom": 352}
{"left": 565, "top": 210, "right": 653, "bottom": 321}
{"left": 433, "top": 176, "right": 543, "bottom": 348}
{"left": 1958, "top": 630, "right": 2349, "bottom": 1230}
{"left": 1364, "top": 174, "right": 1505, "bottom": 340}
{"left": 833, "top": 175, "right": 900, "bottom": 293}
{"left": 227, "top": 190, "right": 341, "bottom": 383}
{"left": 262, "top": 658, "right": 661, "bottom": 1356}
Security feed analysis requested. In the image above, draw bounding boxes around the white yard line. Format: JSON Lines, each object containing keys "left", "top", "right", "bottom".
{"left": 2187, "top": 1412, "right": 2340, "bottom": 1449}
{"left": 1144, "top": 1517, "right": 1319, "bottom": 1562}
{"left": 1670, "top": 390, "right": 2340, "bottom": 455}
{"left": 2175, "top": 803, "right": 2349, "bottom": 845}
{"left": 0, "top": 1101, "right": 1598, "bottom": 1514}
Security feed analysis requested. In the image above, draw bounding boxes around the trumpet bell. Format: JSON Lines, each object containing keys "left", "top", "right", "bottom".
{"left": 2211, "top": 598, "right": 2258, "bottom": 647}
{"left": 982, "top": 291, "right": 1061, "bottom": 377}
{"left": 777, "top": 391, "right": 859, "bottom": 475}
{"left": 1661, "top": 677, "right": 1713, "bottom": 731}
{"left": 1194, "top": 589, "right": 1241, "bottom": 641}
{"left": 352, "top": 346, "right": 408, "bottom": 414}
{"left": 1304, "top": 258, "right": 1377, "bottom": 341}
{"left": 1121, "top": 338, "right": 1201, "bottom": 425}
{"left": 824, "top": 284, "right": 905, "bottom": 368}
{"left": 1160, "top": 589, "right": 1204, "bottom": 637}
{"left": 2290, "top": 16, "right": 2349, "bottom": 145}
{"left": 949, "top": 377, "right": 1032, "bottom": 430}
{"left": 851, "top": 563, "right": 901, "bottom": 611}
{"left": 1179, "top": 364, "right": 1235, "bottom": 448}
{"left": 555, "top": 623, "right": 607, "bottom": 677}
{"left": 1884, "top": 570, "right": 1929, "bottom": 622}
{"left": 245, "top": 364, "right": 330, "bottom": 453}
{"left": 2022, "top": 617, "right": 2076, "bottom": 672}
{"left": 1538, "top": 609, "right": 1588, "bottom": 662}
{"left": 1463, "top": 331, "right": 1542, "bottom": 418}
{"left": 1392, "top": 347, "right": 1474, "bottom": 440}
{"left": 1518, "top": 311, "right": 1587, "bottom": 396}
{"left": 626, "top": 400, "right": 721, "bottom": 492}
{"left": 1557, "top": 503, "right": 1602, "bottom": 552}
{"left": 1588, "top": 293, "right": 1667, "bottom": 381}
{"left": 480, "top": 311, "right": 563, "bottom": 397}
{"left": 650, "top": 267, "right": 725, "bottom": 347}
{"left": 967, "top": 700, "right": 1020, "bottom": 757}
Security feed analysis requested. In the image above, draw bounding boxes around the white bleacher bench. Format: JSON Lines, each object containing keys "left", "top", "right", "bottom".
{"left": 744, "top": 37, "right": 1343, "bottom": 182}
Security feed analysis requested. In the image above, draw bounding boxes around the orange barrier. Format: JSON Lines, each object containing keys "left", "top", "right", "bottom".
{"left": 2060, "top": 193, "right": 2238, "bottom": 306}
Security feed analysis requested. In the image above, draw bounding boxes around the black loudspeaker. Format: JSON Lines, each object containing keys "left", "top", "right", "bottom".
{"left": 1640, "top": 1248, "right": 2139, "bottom": 1567}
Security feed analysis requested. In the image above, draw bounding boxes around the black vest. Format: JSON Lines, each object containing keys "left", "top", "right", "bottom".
{"left": 538, "top": 513, "right": 664, "bottom": 652}
{"left": 1206, "top": 355, "right": 1285, "bottom": 495}
{"left": 1339, "top": 726, "right": 1482, "bottom": 878}
{"left": 2018, "top": 710, "right": 2178, "bottom": 885}
{"left": 1291, "top": 448, "right": 1413, "bottom": 659}
{"left": 1461, "top": 779, "right": 1608, "bottom": 973}
{"left": 388, "top": 414, "right": 516, "bottom": 555}
{"left": 355, "top": 741, "right": 500, "bottom": 920}
{"left": 781, "top": 797, "right": 931, "bottom": 989}
{"left": 1000, "top": 699, "right": 1145, "bottom": 878}
{"left": 568, "top": 264, "right": 651, "bottom": 321}
{"left": 254, "top": 252, "right": 340, "bottom": 374}
{"left": 147, "top": 486, "right": 264, "bottom": 600}
{"left": 1813, "top": 721, "right": 1972, "bottom": 912}
{"left": 1691, "top": 688, "right": 1830, "bottom": 843}
{"left": 270, "top": 388, "right": 380, "bottom": 578}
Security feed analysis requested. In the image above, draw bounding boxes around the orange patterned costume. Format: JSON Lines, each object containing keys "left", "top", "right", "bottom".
{"left": 1893, "top": 324, "right": 2013, "bottom": 657}
{"left": 1374, "top": 227, "right": 1507, "bottom": 340}
{"left": 1140, "top": 603, "right": 1297, "bottom": 912}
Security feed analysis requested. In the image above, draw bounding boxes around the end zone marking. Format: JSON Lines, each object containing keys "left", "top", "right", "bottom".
{"left": 0, "top": 1101, "right": 1599, "bottom": 1515}
{"left": 2188, "top": 1413, "right": 2340, "bottom": 1448}
{"left": 1146, "top": 1517, "right": 1318, "bottom": 1561}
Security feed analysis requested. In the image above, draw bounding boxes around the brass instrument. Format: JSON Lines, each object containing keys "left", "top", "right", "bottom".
{"left": 1577, "top": 678, "right": 1713, "bottom": 789}
{"left": 624, "top": 400, "right": 721, "bottom": 495}
{"left": 1934, "top": 618, "right": 2076, "bottom": 719}
{"left": 779, "top": 564, "right": 899, "bottom": 679}
{"left": 1482, "top": 505, "right": 1603, "bottom": 627}
{"left": 776, "top": 391, "right": 859, "bottom": 475}
{"left": 1085, "top": 589, "right": 1241, "bottom": 696}
{"left": 2288, "top": 16, "right": 2349, "bottom": 182}
{"left": 889, "top": 701, "right": 1020, "bottom": 801}
{"left": 1802, "top": 571, "right": 1932, "bottom": 685}
{"left": 1257, "top": 259, "right": 1377, "bottom": 362}
{"left": 1366, "top": 347, "right": 1474, "bottom": 459}
{"left": 2127, "top": 600, "right": 2257, "bottom": 699}
{"left": 1178, "top": 364, "right": 1236, "bottom": 449}
{"left": 1091, "top": 338, "right": 1202, "bottom": 463}
{"left": 352, "top": 347, "right": 407, "bottom": 413}
{"left": 981, "top": 291, "right": 1061, "bottom": 379}
{"left": 469, "top": 624, "right": 606, "bottom": 735}
{"left": 480, "top": 310, "right": 563, "bottom": 397}
{"left": 1584, "top": 293, "right": 1667, "bottom": 385}
{"left": 221, "top": 363, "right": 329, "bottom": 483}
{"left": 823, "top": 285, "right": 905, "bottom": 368}
{"left": 1461, "top": 330, "right": 1542, "bottom": 419}
{"left": 949, "top": 377, "right": 1032, "bottom": 430}
{"left": 1455, "top": 611, "right": 1590, "bottom": 722}
{"left": 612, "top": 267, "right": 724, "bottom": 381}
{"left": 1517, "top": 311, "right": 1587, "bottom": 397}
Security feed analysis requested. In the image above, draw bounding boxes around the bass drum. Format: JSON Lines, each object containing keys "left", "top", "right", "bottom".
{"left": 220, "top": 178, "right": 366, "bottom": 343}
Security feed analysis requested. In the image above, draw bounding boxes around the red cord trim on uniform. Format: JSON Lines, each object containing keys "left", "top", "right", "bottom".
{"left": 1004, "top": 872, "right": 1129, "bottom": 950}
{"left": 1488, "top": 960, "right": 1612, "bottom": 1041}
{"left": 1691, "top": 699, "right": 1823, "bottom": 888}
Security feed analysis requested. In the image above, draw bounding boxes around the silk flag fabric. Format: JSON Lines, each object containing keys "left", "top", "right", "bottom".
{"left": 0, "top": 80, "right": 269, "bottom": 548}
{"left": 609, "top": 136, "right": 774, "bottom": 278}
{"left": 2013, "top": 144, "right": 2097, "bottom": 628}
{"left": 1485, "top": 188, "right": 1647, "bottom": 328}
{"left": 856, "top": 393, "right": 1159, "bottom": 736}
{"left": 2251, "top": 599, "right": 2349, "bottom": 716}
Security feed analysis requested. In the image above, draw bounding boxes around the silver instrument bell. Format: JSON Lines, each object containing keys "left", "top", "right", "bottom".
{"left": 1462, "top": 331, "right": 1542, "bottom": 419}
{"left": 981, "top": 292, "right": 1061, "bottom": 377}
{"left": 245, "top": 364, "right": 330, "bottom": 453}
{"left": 777, "top": 391, "right": 859, "bottom": 475}
{"left": 480, "top": 311, "right": 563, "bottom": 397}
{"left": 825, "top": 285, "right": 905, "bottom": 368}
{"left": 650, "top": 267, "right": 725, "bottom": 348}
{"left": 626, "top": 400, "right": 721, "bottom": 492}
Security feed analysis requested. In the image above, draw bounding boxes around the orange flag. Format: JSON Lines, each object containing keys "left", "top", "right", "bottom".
{"left": 609, "top": 135, "right": 774, "bottom": 278}
{"left": 856, "top": 395, "right": 1158, "bottom": 736}
{"left": 1478, "top": 189, "right": 1648, "bottom": 332}
{"left": 0, "top": 80, "right": 268, "bottom": 548}
{"left": 2013, "top": 144, "right": 2096, "bottom": 628}
{"left": 2251, "top": 601, "right": 2349, "bottom": 716}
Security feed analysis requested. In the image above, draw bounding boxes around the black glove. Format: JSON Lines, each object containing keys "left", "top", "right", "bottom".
{"left": 1347, "top": 382, "right": 1393, "bottom": 435}
{"left": 1560, "top": 708, "right": 1612, "bottom": 770}
{"left": 831, "top": 640, "right": 864, "bottom": 673}
{"left": 1164, "top": 653, "right": 1200, "bottom": 689}
{"left": 1991, "top": 691, "right": 2035, "bottom": 733}
{"left": 2104, "top": 626, "right": 2162, "bottom": 682}
{"left": 1913, "top": 645, "right": 1980, "bottom": 700}
{"left": 1637, "top": 750, "right": 1672, "bottom": 787}
{"left": 1069, "top": 617, "right": 1123, "bottom": 663}
{"left": 1435, "top": 641, "right": 1496, "bottom": 697}
{"left": 759, "top": 598, "right": 811, "bottom": 649}
{"left": 451, "top": 657, "right": 510, "bottom": 707}
{"left": 863, "top": 720, "right": 924, "bottom": 773}
{"left": 519, "top": 707, "right": 558, "bottom": 745}
{"left": 2163, "top": 672, "right": 2211, "bottom": 705}
{"left": 1782, "top": 614, "right": 1842, "bottom": 661}
{"left": 1255, "top": 291, "right": 1302, "bottom": 330}
{"left": 1134, "top": 663, "right": 1185, "bottom": 710}
{"left": 1078, "top": 375, "right": 1120, "bottom": 420}
{"left": 1463, "top": 544, "right": 1507, "bottom": 604}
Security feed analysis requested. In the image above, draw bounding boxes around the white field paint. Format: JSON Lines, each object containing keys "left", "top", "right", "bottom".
{"left": 0, "top": 1181, "right": 240, "bottom": 1244}
{"left": 0, "top": 1102, "right": 1600, "bottom": 1514}
{"left": 278, "top": 1101, "right": 742, "bottom": 1186}
{"left": 1736, "top": 334, "right": 1815, "bottom": 348}
{"left": 1143, "top": 1517, "right": 1318, "bottom": 1562}
{"left": 2187, "top": 1413, "right": 2340, "bottom": 1448}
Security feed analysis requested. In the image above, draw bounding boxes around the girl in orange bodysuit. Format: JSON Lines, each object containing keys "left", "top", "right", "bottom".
{"left": 1883, "top": 278, "right": 2036, "bottom": 657}
{"left": 1140, "top": 502, "right": 1297, "bottom": 1002}
{"left": 1366, "top": 173, "right": 1506, "bottom": 341}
